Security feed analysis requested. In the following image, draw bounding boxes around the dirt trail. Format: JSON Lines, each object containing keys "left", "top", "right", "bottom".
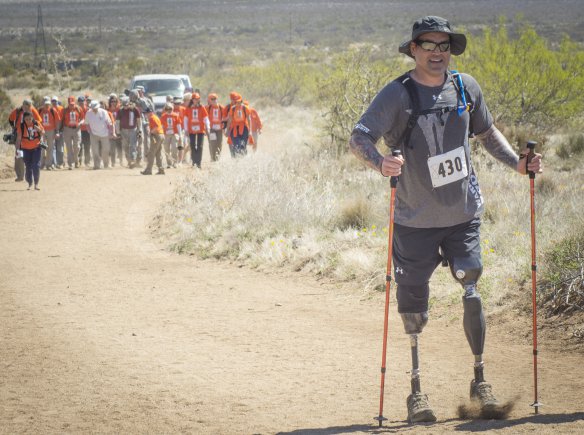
{"left": 1, "top": 166, "right": 583, "bottom": 434}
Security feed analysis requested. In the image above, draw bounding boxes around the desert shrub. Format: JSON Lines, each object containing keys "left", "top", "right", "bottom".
{"left": 317, "top": 47, "right": 401, "bottom": 156}
{"left": 557, "top": 134, "right": 584, "bottom": 160}
{"left": 539, "top": 230, "right": 584, "bottom": 316}
{"left": 3, "top": 74, "right": 35, "bottom": 90}
{"left": 0, "top": 87, "right": 12, "bottom": 135}
{"left": 456, "top": 19, "right": 584, "bottom": 133}
{"left": 336, "top": 195, "right": 373, "bottom": 230}
{"left": 34, "top": 71, "right": 50, "bottom": 88}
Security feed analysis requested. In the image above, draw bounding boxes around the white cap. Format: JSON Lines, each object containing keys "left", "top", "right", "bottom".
{"left": 90, "top": 100, "right": 100, "bottom": 109}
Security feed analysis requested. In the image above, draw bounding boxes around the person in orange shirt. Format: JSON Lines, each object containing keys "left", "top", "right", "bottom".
{"left": 225, "top": 94, "right": 252, "bottom": 157}
{"left": 206, "top": 93, "right": 224, "bottom": 161}
{"left": 247, "top": 102, "right": 262, "bottom": 152}
{"left": 184, "top": 93, "right": 209, "bottom": 168}
{"left": 171, "top": 97, "right": 187, "bottom": 165}
{"left": 50, "top": 96, "right": 65, "bottom": 168}
{"left": 141, "top": 108, "right": 165, "bottom": 175}
{"left": 160, "top": 103, "right": 183, "bottom": 168}
{"left": 8, "top": 99, "right": 42, "bottom": 181}
{"left": 39, "top": 97, "right": 62, "bottom": 170}
{"left": 223, "top": 91, "right": 240, "bottom": 157}
{"left": 62, "top": 96, "right": 84, "bottom": 169}
{"left": 16, "top": 111, "right": 45, "bottom": 190}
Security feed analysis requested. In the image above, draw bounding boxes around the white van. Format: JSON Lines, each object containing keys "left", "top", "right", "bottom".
{"left": 129, "top": 74, "right": 193, "bottom": 113}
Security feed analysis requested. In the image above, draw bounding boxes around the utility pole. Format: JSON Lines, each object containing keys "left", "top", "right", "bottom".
{"left": 34, "top": 4, "right": 49, "bottom": 70}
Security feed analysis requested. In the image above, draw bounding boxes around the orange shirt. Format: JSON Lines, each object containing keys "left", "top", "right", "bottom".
{"left": 207, "top": 104, "right": 224, "bottom": 130}
{"left": 39, "top": 106, "right": 62, "bottom": 132}
{"left": 52, "top": 104, "right": 64, "bottom": 121}
{"left": 80, "top": 104, "right": 89, "bottom": 131}
{"left": 249, "top": 107, "right": 262, "bottom": 132}
{"left": 62, "top": 105, "right": 84, "bottom": 128}
{"left": 160, "top": 112, "right": 182, "bottom": 135}
{"left": 228, "top": 104, "right": 250, "bottom": 136}
{"left": 222, "top": 103, "right": 233, "bottom": 122}
{"left": 18, "top": 119, "right": 45, "bottom": 150}
{"left": 184, "top": 104, "right": 208, "bottom": 134}
{"left": 148, "top": 113, "right": 163, "bottom": 135}
{"left": 9, "top": 106, "right": 42, "bottom": 126}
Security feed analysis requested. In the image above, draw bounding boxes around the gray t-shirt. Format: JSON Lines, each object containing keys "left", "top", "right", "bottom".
{"left": 353, "top": 72, "right": 493, "bottom": 228}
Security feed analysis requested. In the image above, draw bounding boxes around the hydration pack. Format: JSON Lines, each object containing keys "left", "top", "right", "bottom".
{"left": 396, "top": 70, "right": 475, "bottom": 149}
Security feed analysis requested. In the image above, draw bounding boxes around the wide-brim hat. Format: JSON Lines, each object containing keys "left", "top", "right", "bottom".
{"left": 399, "top": 16, "right": 466, "bottom": 58}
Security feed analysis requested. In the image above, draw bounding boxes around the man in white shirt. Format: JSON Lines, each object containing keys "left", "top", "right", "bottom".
{"left": 84, "top": 101, "right": 113, "bottom": 169}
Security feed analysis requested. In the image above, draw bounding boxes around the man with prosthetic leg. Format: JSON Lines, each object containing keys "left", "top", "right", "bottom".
{"left": 349, "top": 16, "right": 543, "bottom": 423}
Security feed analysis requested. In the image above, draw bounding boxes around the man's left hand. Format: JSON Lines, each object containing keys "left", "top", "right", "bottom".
{"left": 517, "top": 147, "right": 543, "bottom": 175}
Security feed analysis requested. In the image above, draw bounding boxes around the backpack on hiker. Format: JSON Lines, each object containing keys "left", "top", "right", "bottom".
{"left": 396, "top": 70, "right": 475, "bottom": 149}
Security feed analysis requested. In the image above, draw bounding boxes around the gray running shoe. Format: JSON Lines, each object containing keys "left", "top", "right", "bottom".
{"left": 470, "top": 380, "right": 499, "bottom": 410}
{"left": 407, "top": 392, "right": 437, "bottom": 423}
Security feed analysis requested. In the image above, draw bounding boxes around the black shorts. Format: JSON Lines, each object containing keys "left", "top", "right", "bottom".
{"left": 393, "top": 218, "right": 482, "bottom": 312}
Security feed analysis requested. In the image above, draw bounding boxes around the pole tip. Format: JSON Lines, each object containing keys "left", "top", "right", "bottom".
{"left": 374, "top": 415, "right": 388, "bottom": 426}
{"left": 530, "top": 401, "right": 542, "bottom": 413}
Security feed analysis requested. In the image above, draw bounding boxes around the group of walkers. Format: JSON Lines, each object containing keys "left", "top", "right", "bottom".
{"left": 7, "top": 90, "right": 263, "bottom": 189}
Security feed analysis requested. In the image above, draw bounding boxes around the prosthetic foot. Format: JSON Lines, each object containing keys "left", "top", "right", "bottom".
{"left": 457, "top": 358, "right": 514, "bottom": 420}
{"left": 470, "top": 361, "right": 499, "bottom": 411}
{"left": 407, "top": 391, "right": 436, "bottom": 423}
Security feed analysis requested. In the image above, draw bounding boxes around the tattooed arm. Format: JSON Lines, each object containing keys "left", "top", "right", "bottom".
{"left": 475, "top": 124, "right": 518, "bottom": 170}
{"left": 350, "top": 132, "right": 404, "bottom": 177}
{"left": 349, "top": 132, "right": 384, "bottom": 174}
{"left": 476, "top": 124, "right": 543, "bottom": 175}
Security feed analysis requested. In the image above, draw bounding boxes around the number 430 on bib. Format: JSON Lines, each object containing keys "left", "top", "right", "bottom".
{"left": 427, "top": 146, "right": 468, "bottom": 188}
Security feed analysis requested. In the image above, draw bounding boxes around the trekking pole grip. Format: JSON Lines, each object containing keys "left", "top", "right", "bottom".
{"left": 526, "top": 141, "right": 537, "bottom": 179}
{"left": 390, "top": 149, "right": 402, "bottom": 188}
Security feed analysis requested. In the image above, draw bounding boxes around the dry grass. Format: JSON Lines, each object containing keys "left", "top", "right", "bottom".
{"left": 156, "top": 108, "right": 584, "bottom": 309}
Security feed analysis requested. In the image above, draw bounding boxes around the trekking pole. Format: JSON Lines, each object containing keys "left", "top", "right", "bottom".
{"left": 375, "top": 149, "right": 402, "bottom": 427}
{"left": 526, "top": 140, "right": 541, "bottom": 414}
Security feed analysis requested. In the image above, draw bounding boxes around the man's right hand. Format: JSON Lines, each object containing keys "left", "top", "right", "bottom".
{"left": 381, "top": 153, "right": 405, "bottom": 177}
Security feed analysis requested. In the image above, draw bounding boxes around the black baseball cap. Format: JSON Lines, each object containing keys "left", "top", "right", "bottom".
{"left": 399, "top": 16, "right": 466, "bottom": 58}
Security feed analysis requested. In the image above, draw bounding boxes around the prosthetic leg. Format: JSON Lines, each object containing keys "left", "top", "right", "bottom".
{"left": 450, "top": 257, "right": 500, "bottom": 414}
{"left": 400, "top": 305, "right": 436, "bottom": 423}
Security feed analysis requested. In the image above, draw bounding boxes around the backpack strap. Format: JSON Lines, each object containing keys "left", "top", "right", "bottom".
{"left": 449, "top": 70, "right": 475, "bottom": 137}
{"left": 396, "top": 72, "right": 420, "bottom": 149}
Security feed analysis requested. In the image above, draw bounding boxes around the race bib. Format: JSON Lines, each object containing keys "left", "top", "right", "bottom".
{"left": 191, "top": 124, "right": 200, "bottom": 132}
{"left": 166, "top": 129, "right": 174, "bottom": 135}
{"left": 212, "top": 123, "right": 221, "bottom": 130}
{"left": 427, "top": 146, "right": 468, "bottom": 188}
{"left": 209, "top": 132, "right": 217, "bottom": 141}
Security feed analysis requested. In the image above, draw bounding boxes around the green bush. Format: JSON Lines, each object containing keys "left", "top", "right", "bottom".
{"left": 225, "top": 58, "right": 320, "bottom": 107}
{"left": 456, "top": 18, "right": 584, "bottom": 133}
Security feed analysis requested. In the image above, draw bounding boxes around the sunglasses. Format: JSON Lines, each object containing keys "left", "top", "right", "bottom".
{"left": 415, "top": 40, "right": 450, "bottom": 53}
